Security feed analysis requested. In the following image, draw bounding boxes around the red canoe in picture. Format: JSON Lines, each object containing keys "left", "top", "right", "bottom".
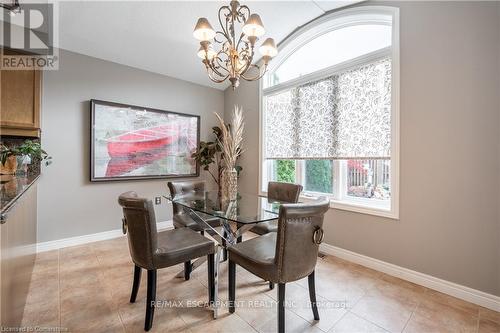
{"left": 106, "top": 125, "right": 180, "bottom": 158}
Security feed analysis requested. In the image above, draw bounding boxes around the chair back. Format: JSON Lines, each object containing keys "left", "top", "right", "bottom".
{"left": 268, "top": 181, "right": 302, "bottom": 203}
{"left": 118, "top": 191, "right": 158, "bottom": 270}
{"left": 274, "top": 197, "right": 330, "bottom": 283}
{"left": 167, "top": 181, "right": 206, "bottom": 215}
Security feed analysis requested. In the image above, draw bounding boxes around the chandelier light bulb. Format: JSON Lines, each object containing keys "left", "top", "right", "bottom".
{"left": 259, "top": 38, "right": 278, "bottom": 58}
{"left": 197, "top": 46, "right": 217, "bottom": 60}
{"left": 193, "top": 18, "right": 216, "bottom": 41}
{"left": 242, "top": 14, "right": 265, "bottom": 38}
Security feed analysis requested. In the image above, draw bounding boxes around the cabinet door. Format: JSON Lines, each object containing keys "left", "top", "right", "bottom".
{"left": 0, "top": 213, "right": 10, "bottom": 326}
{"left": 0, "top": 184, "right": 37, "bottom": 327}
{"left": 0, "top": 67, "right": 41, "bottom": 137}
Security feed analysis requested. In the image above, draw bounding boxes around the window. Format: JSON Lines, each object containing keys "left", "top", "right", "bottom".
{"left": 260, "top": 7, "right": 399, "bottom": 218}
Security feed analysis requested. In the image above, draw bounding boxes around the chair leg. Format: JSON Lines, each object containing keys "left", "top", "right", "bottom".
{"left": 269, "top": 281, "right": 274, "bottom": 290}
{"left": 308, "top": 271, "right": 320, "bottom": 320}
{"left": 145, "top": 270, "right": 157, "bottom": 331}
{"left": 130, "top": 265, "right": 141, "bottom": 303}
{"left": 278, "top": 283, "right": 286, "bottom": 333}
{"left": 208, "top": 253, "right": 215, "bottom": 304}
{"left": 184, "top": 261, "right": 192, "bottom": 280}
{"left": 228, "top": 259, "right": 236, "bottom": 313}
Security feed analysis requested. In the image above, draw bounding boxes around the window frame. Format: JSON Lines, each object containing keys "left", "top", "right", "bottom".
{"left": 258, "top": 6, "right": 400, "bottom": 219}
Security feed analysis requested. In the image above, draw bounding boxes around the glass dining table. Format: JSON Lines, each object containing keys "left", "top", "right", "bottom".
{"left": 163, "top": 191, "right": 289, "bottom": 318}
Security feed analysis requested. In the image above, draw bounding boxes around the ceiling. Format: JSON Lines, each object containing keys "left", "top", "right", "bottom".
{"left": 57, "top": 1, "right": 360, "bottom": 90}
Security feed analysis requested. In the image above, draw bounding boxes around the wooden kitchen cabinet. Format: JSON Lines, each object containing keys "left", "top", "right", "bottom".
{"left": 0, "top": 51, "right": 42, "bottom": 137}
{"left": 0, "top": 183, "right": 37, "bottom": 327}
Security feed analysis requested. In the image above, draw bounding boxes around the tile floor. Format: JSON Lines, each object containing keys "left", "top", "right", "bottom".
{"left": 21, "top": 236, "right": 500, "bottom": 333}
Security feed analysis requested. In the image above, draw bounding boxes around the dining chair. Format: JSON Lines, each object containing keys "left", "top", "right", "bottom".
{"left": 250, "top": 181, "right": 303, "bottom": 289}
{"left": 250, "top": 181, "right": 303, "bottom": 235}
{"left": 227, "top": 197, "right": 330, "bottom": 333}
{"left": 118, "top": 191, "right": 215, "bottom": 331}
{"left": 167, "top": 181, "right": 221, "bottom": 279}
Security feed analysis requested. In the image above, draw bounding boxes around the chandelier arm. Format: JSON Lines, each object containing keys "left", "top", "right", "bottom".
{"left": 213, "top": 50, "right": 231, "bottom": 74}
{"left": 237, "top": 5, "right": 250, "bottom": 23}
{"left": 241, "top": 63, "right": 268, "bottom": 81}
{"left": 205, "top": 60, "right": 227, "bottom": 81}
{"left": 235, "top": 6, "right": 250, "bottom": 49}
{"left": 214, "top": 31, "right": 227, "bottom": 44}
{"left": 237, "top": 45, "right": 254, "bottom": 76}
{"left": 207, "top": 64, "right": 227, "bottom": 78}
{"left": 210, "top": 57, "right": 230, "bottom": 77}
{"left": 235, "top": 32, "right": 249, "bottom": 51}
{"left": 218, "top": 6, "right": 231, "bottom": 41}
{"left": 206, "top": 69, "right": 229, "bottom": 83}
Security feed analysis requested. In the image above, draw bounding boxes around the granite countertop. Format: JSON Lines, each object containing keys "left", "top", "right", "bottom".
{"left": 0, "top": 173, "right": 40, "bottom": 214}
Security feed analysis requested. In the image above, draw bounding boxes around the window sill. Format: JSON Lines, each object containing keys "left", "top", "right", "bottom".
{"left": 260, "top": 191, "right": 399, "bottom": 220}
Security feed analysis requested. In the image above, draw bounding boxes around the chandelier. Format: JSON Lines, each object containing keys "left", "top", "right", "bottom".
{"left": 193, "top": 0, "right": 278, "bottom": 89}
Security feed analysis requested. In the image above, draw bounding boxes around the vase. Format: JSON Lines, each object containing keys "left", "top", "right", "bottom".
{"left": 0, "top": 155, "right": 18, "bottom": 175}
{"left": 222, "top": 168, "right": 238, "bottom": 201}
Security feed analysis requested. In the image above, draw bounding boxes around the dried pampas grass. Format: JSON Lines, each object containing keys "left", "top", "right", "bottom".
{"left": 214, "top": 106, "right": 244, "bottom": 171}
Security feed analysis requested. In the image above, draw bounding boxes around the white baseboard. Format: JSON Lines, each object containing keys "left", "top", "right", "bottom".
{"left": 36, "top": 220, "right": 174, "bottom": 253}
{"left": 319, "top": 243, "right": 500, "bottom": 312}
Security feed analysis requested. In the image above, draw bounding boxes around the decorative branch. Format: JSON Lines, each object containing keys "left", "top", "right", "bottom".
{"left": 214, "top": 106, "right": 244, "bottom": 171}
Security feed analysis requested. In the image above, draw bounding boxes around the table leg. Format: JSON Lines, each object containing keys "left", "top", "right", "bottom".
{"left": 213, "top": 245, "right": 221, "bottom": 319}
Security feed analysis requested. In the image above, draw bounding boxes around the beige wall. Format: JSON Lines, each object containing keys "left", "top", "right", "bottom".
{"left": 39, "top": 50, "right": 224, "bottom": 242}
{"left": 224, "top": 1, "right": 500, "bottom": 296}
{"left": 497, "top": 1, "right": 500, "bottom": 296}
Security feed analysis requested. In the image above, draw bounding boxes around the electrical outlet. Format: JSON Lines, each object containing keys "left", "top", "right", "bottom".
{"left": 155, "top": 197, "right": 161, "bottom": 205}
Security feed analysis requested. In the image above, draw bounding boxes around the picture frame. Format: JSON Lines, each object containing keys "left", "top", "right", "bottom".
{"left": 90, "top": 99, "right": 200, "bottom": 182}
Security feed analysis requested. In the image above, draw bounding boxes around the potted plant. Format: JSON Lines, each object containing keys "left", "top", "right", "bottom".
{"left": 0, "top": 140, "right": 52, "bottom": 175}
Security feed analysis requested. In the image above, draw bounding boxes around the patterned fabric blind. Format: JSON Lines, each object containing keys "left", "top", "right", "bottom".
{"left": 264, "top": 57, "right": 391, "bottom": 160}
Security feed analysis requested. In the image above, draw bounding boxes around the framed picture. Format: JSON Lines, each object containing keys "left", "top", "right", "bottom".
{"left": 90, "top": 99, "right": 200, "bottom": 182}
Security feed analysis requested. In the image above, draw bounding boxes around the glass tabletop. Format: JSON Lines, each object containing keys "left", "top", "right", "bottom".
{"left": 163, "top": 191, "right": 289, "bottom": 224}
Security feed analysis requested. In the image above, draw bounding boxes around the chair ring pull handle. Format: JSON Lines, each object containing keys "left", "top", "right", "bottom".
{"left": 313, "top": 227, "right": 324, "bottom": 245}
{"left": 122, "top": 218, "right": 127, "bottom": 234}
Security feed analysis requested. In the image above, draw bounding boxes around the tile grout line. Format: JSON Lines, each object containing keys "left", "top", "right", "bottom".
{"left": 399, "top": 286, "right": 428, "bottom": 333}
{"left": 91, "top": 243, "right": 128, "bottom": 332}
{"left": 327, "top": 310, "right": 350, "bottom": 332}
{"left": 347, "top": 311, "right": 390, "bottom": 333}
{"left": 292, "top": 256, "right": 385, "bottom": 331}
{"left": 233, "top": 291, "right": 277, "bottom": 333}
{"left": 400, "top": 302, "right": 418, "bottom": 333}
{"left": 337, "top": 267, "right": 394, "bottom": 333}
{"left": 235, "top": 312, "right": 260, "bottom": 333}
{"left": 283, "top": 282, "right": 342, "bottom": 332}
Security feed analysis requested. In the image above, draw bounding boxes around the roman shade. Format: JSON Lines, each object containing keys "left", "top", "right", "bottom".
{"left": 264, "top": 57, "right": 391, "bottom": 160}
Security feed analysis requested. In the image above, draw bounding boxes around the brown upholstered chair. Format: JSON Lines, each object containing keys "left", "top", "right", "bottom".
{"left": 227, "top": 197, "right": 330, "bottom": 333}
{"left": 118, "top": 191, "right": 215, "bottom": 331}
{"left": 167, "top": 181, "right": 221, "bottom": 279}
{"left": 250, "top": 181, "right": 303, "bottom": 235}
